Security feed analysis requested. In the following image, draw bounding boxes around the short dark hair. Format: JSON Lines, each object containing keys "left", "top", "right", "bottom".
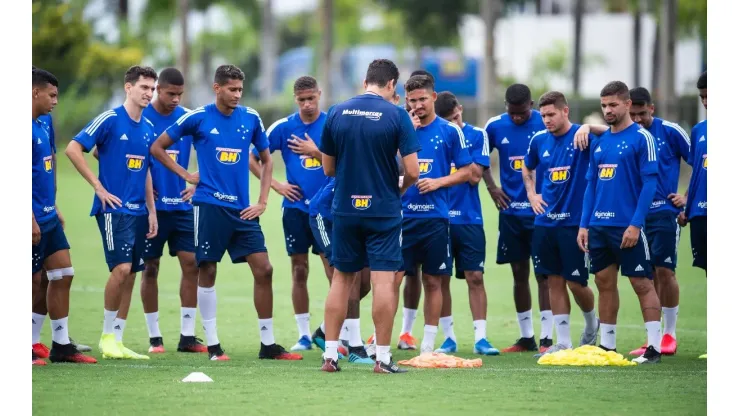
{"left": 538, "top": 91, "right": 568, "bottom": 109}
{"left": 505, "top": 84, "right": 532, "bottom": 106}
{"left": 435, "top": 91, "right": 459, "bottom": 118}
{"left": 410, "top": 69, "right": 435, "bottom": 83}
{"left": 158, "top": 67, "right": 184, "bottom": 87}
{"left": 124, "top": 65, "right": 158, "bottom": 85}
{"left": 365, "top": 59, "right": 400, "bottom": 88}
{"left": 214, "top": 64, "right": 245, "bottom": 85}
{"left": 32, "top": 68, "right": 58, "bottom": 88}
{"left": 404, "top": 74, "right": 434, "bottom": 93}
{"left": 600, "top": 81, "right": 630, "bottom": 101}
{"left": 697, "top": 71, "right": 707, "bottom": 89}
{"left": 629, "top": 87, "right": 652, "bottom": 106}
{"left": 293, "top": 76, "right": 318, "bottom": 93}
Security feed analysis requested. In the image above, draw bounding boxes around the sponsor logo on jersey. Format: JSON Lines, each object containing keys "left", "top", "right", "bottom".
{"left": 351, "top": 195, "right": 372, "bottom": 210}
{"left": 509, "top": 155, "right": 525, "bottom": 171}
{"left": 216, "top": 147, "right": 242, "bottom": 165}
{"left": 43, "top": 155, "right": 53, "bottom": 173}
{"left": 300, "top": 155, "right": 322, "bottom": 170}
{"left": 167, "top": 150, "right": 179, "bottom": 163}
{"left": 549, "top": 166, "right": 570, "bottom": 183}
{"left": 598, "top": 164, "right": 617, "bottom": 180}
{"left": 419, "top": 159, "right": 434, "bottom": 175}
{"left": 126, "top": 154, "right": 146, "bottom": 171}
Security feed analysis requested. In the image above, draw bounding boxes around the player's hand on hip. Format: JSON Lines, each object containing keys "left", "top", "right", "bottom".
{"left": 95, "top": 186, "right": 123, "bottom": 210}
{"left": 577, "top": 228, "right": 589, "bottom": 253}
{"left": 181, "top": 186, "right": 195, "bottom": 202}
{"left": 275, "top": 181, "right": 303, "bottom": 202}
{"left": 417, "top": 178, "right": 441, "bottom": 194}
{"left": 185, "top": 171, "right": 200, "bottom": 186}
{"left": 32, "top": 218, "right": 41, "bottom": 246}
{"left": 528, "top": 193, "right": 548, "bottom": 215}
{"left": 668, "top": 193, "right": 687, "bottom": 208}
{"left": 147, "top": 212, "right": 158, "bottom": 239}
{"left": 240, "top": 202, "right": 266, "bottom": 220}
{"left": 488, "top": 186, "right": 511, "bottom": 210}
{"left": 288, "top": 134, "right": 318, "bottom": 155}
{"left": 677, "top": 211, "right": 688, "bottom": 227}
{"left": 620, "top": 225, "right": 640, "bottom": 249}
{"left": 574, "top": 125, "right": 591, "bottom": 150}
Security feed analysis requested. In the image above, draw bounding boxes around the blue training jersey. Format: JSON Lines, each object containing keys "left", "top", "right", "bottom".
{"left": 252, "top": 112, "right": 327, "bottom": 212}
{"left": 73, "top": 105, "right": 155, "bottom": 216}
{"left": 583, "top": 123, "right": 658, "bottom": 228}
{"left": 38, "top": 114, "right": 56, "bottom": 153}
{"left": 645, "top": 117, "right": 691, "bottom": 214}
{"left": 686, "top": 120, "right": 707, "bottom": 219}
{"left": 319, "top": 93, "right": 421, "bottom": 217}
{"left": 525, "top": 124, "right": 591, "bottom": 227}
{"left": 144, "top": 104, "right": 194, "bottom": 212}
{"left": 485, "top": 111, "right": 546, "bottom": 216}
{"left": 309, "top": 176, "right": 336, "bottom": 220}
{"left": 449, "top": 123, "right": 489, "bottom": 225}
{"left": 166, "top": 103, "right": 269, "bottom": 211}
{"left": 32, "top": 118, "right": 57, "bottom": 224}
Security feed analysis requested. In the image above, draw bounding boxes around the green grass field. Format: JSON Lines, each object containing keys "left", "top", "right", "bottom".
{"left": 33, "top": 154, "right": 707, "bottom": 415}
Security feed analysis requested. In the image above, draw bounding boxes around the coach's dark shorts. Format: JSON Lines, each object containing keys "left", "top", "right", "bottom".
{"left": 401, "top": 218, "right": 452, "bottom": 277}
{"left": 332, "top": 215, "right": 402, "bottom": 273}
{"left": 645, "top": 211, "right": 680, "bottom": 271}
{"left": 497, "top": 213, "right": 535, "bottom": 264}
{"left": 193, "top": 202, "right": 266, "bottom": 266}
{"left": 32, "top": 216, "right": 70, "bottom": 274}
{"left": 588, "top": 226, "right": 652, "bottom": 278}
{"left": 95, "top": 212, "right": 149, "bottom": 273}
{"left": 450, "top": 224, "right": 485, "bottom": 279}
{"left": 143, "top": 209, "right": 195, "bottom": 260}
{"left": 309, "top": 213, "right": 333, "bottom": 264}
{"left": 283, "top": 207, "right": 320, "bottom": 256}
{"left": 532, "top": 225, "right": 588, "bottom": 285}
{"left": 689, "top": 215, "right": 707, "bottom": 270}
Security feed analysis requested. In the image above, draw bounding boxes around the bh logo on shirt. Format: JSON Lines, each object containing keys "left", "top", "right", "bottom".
{"left": 418, "top": 159, "right": 433, "bottom": 176}
{"left": 167, "top": 150, "right": 179, "bottom": 163}
{"left": 126, "top": 154, "right": 146, "bottom": 171}
{"left": 598, "top": 164, "right": 617, "bottom": 180}
{"left": 509, "top": 156, "right": 525, "bottom": 171}
{"left": 43, "top": 155, "right": 53, "bottom": 173}
{"left": 351, "top": 195, "right": 372, "bottom": 210}
{"left": 216, "top": 147, "right": 242, "bottom": 165}
{"left": 300, "top": 155, "right": 322, "bottom": 170}
{"left": 549, "top": 166, "right": 571, "bottom": 183}
{"left": 702, "top": 154, "right": 707, "bottom": 170}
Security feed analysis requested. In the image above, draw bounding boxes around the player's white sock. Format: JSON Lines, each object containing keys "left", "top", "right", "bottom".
{"left": 377, "top": 345, "right": 391, "bottom": 365}
{"left": 103, "top": 309, "right": 118, "bottom": 335}
{"left": 320, "top": 321, "right": 326, "bottom": 333}
{"left": 646, "top": 321, "right": 662, "bottom": 353}
{"left": 295, "top": 313, "right": 311, "bottom": 339}
{"left": 181, "top": 307, "right": 197, "bottom": 337}
{"left": 50, "top": 317, "right": 70, "bottom": 345}
{"left": 540, "top": 310, "right": 554, "bottom": 340}
{"left": 473, "top": 320, "right": 487, "bottom": 342}
{"left": 662, "top": 306, "right": 678, "bottom": 337}
{"left": 401, "top": 308, "right": 417, "bottom": 335}
{"left": 145, "top": 312, "right": 161, "bottom": 338}
{"left": 439, "top": 316, "right": 457, "bottom": 342}
{"left": 517, "top": 310, "right": 535, "bottom": 338}
{"left": 583, "top": 309, "right": 598, "bottom": 333}
{"left": 553, "top": 314, "right": 572, "bottom": 348}
{"left": 258, "top": 318, "right": 276, "bottom": 346}
{"left": 198, "top": 286, "right": 219, "bottom": 346}
{"left": 325, "top": 340, "right": 338, "bottom": 361}
{"left": 113, "top": 318, "right": 126, "bottom": 342}
{"left": 339, "top": 319, "right": 349, "bottom": 342}
{"left": 601, "top": 324, "right": 617, "bottom": 350}
{"left": 421, "top": 325, "right": 438, "bottom": 352}
{"left": 346, "top": 319, "right": 363, "bottom": 347}
{"left": 32, "top": 312, "right": 46, "bottom": 344}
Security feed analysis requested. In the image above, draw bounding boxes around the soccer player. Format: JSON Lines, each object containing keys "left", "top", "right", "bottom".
{"left": 318, "top": 58, "right": 421, "bottom": 373}
{"left": 32, "top": 69, "right": 97, "bottom": 365}
{"left": 138, "top": 67, "right": 206, "bottom": 354}
{"left": 150, "top": 64, "right": 301, "bottom": 361}
{"left": 577, "top": 80, "right": 662, "bottom": 364}
{"left": 400, "top": 76, "right": 473, "bottom": 354}
{"left": 66, "top": 65, "right": 159, "bottom": 360}
{"left": 522, "top": 91, "right": 599, "bottom": 356}
{"left": 432, "top": 91, "right": 499, "bottom": 355}
{"left": 483, "top": 84, "right": 554, "bottom": 353}
{"left": 248, "top": 76, "right": 333, "bottom": 351}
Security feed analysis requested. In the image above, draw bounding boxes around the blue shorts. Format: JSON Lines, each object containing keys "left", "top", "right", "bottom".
{"left": 143, "top": 209, "right": 195, "bottom": 260}
{"left": 332, "top": 215, "right": 402, "bottom": 273}
{"left": 309, "top": 214, "right": 333, "bottom": 264}
{"left": 532, "top": 226, "right": 589, "bottom": 285}
{"left": 283, "top": 207, "right": 319, "bottom": 256}
{"left": 401, "top": 218, "right": 452, "bottom": 276}
{"left": 450, "top": 224, "right": 485, "bottom": 279}
{"left": 497, "top": 213, "right": 535, "bottom": 264}
{"left": 588, "top": 226, "right": 652, "bottom": 278}
{"left": 193, "top": 202, "right": 267, "bottom": 266}
{"left": 95, "top": 212, "right": 149, "bottom": 273}
{"left": 645, "top": 211, "right": 681, "bottom": 270}
{"left": 32, "top": 216, "right": 70, "bottom": 274}
{"left": 689, "top": 216, "right": 707, "bottom": 270}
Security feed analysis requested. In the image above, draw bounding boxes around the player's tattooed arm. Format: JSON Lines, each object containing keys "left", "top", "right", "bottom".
{"left": 522, "top": 164, "right": 546, "bottom": 215}
{"left": 482, "top": 168, "right": 510, "bottom": 210}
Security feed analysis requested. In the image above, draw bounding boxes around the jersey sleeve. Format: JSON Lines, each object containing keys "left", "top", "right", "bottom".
{"left": 471, "top": 128, "right": 491, "bottom": 168}
{"left": 524, "top": 134, "right": 540, "bottom": 170}
{"left": 688, "top": 124, "right": 699, "bottom": 165}
{"left": 48, "top": 117, "right": 56, "bottom": 154}
{"left": 167, "top": 109, "right": 203, "bottom": 142}
{"left": 447, "top": 123, "right": 473, "bottom": 167}
{"left": 664, "top": 121, "right": 691, "bottom": 163}
{"left": 318, "top": 111, "right": 337, "bottom": 157}
{"left": 253, "top": 118, "right": 284, "bottom": 157}
{"left": 484, "top": 117, "right": 498, "bottom": 152}
{"left": 637, "top": 129, "right": 659, "bottom": 177}
{"left": 398, "top": 107, "right": 421, "bottom": 157}
{"left": 249, "top": 110, "right": 270, "bottom": 153}
{"left": 72, "top": 111, "right": 116, "bottom": 152}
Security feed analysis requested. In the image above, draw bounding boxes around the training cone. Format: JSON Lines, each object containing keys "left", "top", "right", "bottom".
{"left": 182, "top": 372, "right": 213, "bottom": 382}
